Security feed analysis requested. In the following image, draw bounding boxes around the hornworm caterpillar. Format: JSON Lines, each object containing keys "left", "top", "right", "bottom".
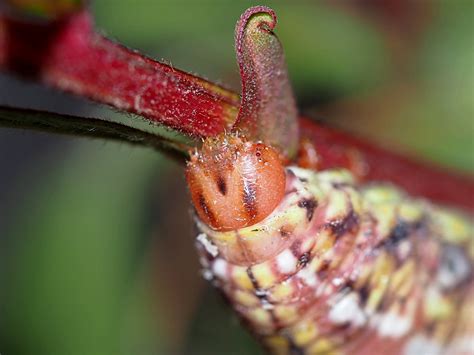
{"left": 187, "top": 135, "right": 473, "bottom": 355}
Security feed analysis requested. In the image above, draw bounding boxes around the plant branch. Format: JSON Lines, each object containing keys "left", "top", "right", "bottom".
{"left": 0, "top": 105, "right": 190, "bottom": 162}
{"left": 0, "top": 10, "right": 240, "bottom": 137}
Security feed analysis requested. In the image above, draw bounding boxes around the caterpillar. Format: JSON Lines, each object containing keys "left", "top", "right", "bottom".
{"left": 187, "top": 135, "right": 473, "bottom": 355}
{"left": 181, "top": 5, "right": 474, "bottom": 354}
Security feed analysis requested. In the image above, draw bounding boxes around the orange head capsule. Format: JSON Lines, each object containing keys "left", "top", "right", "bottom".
{"left": 185, "top": 134, "right": 286, "bottom": 231}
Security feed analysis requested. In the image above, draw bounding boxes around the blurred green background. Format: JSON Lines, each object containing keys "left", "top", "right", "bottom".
{"left": 0, "top": 1, "right": 472, "bottom": 354}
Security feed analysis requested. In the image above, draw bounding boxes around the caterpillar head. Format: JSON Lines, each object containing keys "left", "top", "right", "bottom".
{"left": 186, "top": 134, "right": 286, "bottom": 231}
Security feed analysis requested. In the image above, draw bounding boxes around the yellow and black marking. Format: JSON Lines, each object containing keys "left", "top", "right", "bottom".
{"left": 195, "top": 167, "right": 473, "bottom": 355}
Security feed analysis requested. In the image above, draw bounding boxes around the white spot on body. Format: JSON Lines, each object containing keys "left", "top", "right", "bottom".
{"left": 276, "top": 249, "right": 298, "bottom": 274}
{"left": 404, "top": 335, "right": 443, "bottom": 355}
{"left": 197, "top": 233, "right": 219, "bottom": 257}
{"left": 322, "top": 284, "right": 336, "bottom": 296}
{"left": 212, "top": 258, "right": 228, "bottom": 280}
{"left": 445, "top": 337, "right": 474, "bottom": 354}
{"left": 329, "top": 292, "right": 366, "bottom": 327}
{"left": 332, "top": 277, "right": 344, "bottom": 287}
{"left": 371, "top": 298, "right": 415, "bottom": 338}
{"left": 377, "top": 312, "right": 413, "bottom": 338}
{"left": 397, "top": 240, "right": 412, "bottom": 260}
{"left": 297, "top": 265, "right": 319, "bottom": 287}
{"left": 261, "top": 299, "right": 274, "bottom": 310}
{"left": 202, "top": 269, "right": 213, "bottom": 281}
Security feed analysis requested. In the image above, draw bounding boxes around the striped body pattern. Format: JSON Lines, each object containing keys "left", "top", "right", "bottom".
{"left": 194, "top": 166, "right": 474, "bottom": 354}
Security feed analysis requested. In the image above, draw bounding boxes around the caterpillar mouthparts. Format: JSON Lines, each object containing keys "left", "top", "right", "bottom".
{"left": 189, "top": 156, "right": 473, "bottom": 354}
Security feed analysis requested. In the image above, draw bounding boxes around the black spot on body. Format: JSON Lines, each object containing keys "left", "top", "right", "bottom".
{"left": 376, "top": 296, "right": 389, "bottom": 313}
{"left": 343, "top": 280, "right": 355, "bottom": 291}
{"left": 290, "top": 240, "right": 302, "bottom": 256}
{"left": 329, "top": 210, "right": 359, "bottom": 238}
{"left": 425, "top": 321, "right": 436, "bottom": 335}
{"left": 298, "top": 252, "right": 310, "bottom": 267}
{"left": 377, "top": 221, "right": 410, "bottom": 250}
{"left": 334, "top": 322, "right": 352, "bottom": 332}
{"left": 288, "top": 339, "right": 305, "bottom": 355}
{"left": 246, "top": 268, "right": 277, "bottom": 324}
{"left": 317, "top": 260, "right": 331, "bottom": 279}
{"left": 216, "top": 176, "right": 227, "bottom": 195}
{"left": 387, "top": 222, "right": 410, "bottom": 246}
{"left": 358, "top": 284, "right": 370, "bottom": 305}
{"left": 279, "top": 226, "right": 292, "bottom": 238}
{"left": 242, "top": 180, "right": 258, "bottom": 218}
{"left": 198, "top": 193, "right": 217, "bottom": 224}
{"left": 246, "top": 267, "right": 260, "bottom": 290}
{"left": 332, "top": 182, "right": 350, "bottom": 189}
{"left": 298, "top": 198, "right": 317, "bottom": 221}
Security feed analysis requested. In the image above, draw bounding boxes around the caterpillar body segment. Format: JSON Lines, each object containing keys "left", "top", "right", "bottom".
{"left": 193, "top": 166, "right": 473, "bottom": 355}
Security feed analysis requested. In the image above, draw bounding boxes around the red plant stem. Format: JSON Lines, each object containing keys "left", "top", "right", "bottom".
{"left": 0, "top": 10, "right": 240, "bottom": 136}
{"left": 0, "top": 10, "right": 472, "bottom": 211}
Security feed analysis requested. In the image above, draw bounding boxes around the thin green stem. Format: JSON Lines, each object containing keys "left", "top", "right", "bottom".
{"left": 0, "top": 106, "right": 190, "bottom": 162}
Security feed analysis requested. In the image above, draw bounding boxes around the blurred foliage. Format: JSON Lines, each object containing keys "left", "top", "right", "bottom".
{"left": 182, "top": 289, "right": 260, "bottom": 355}
{"left": 7, "top": 0, "right": 84, "bottom": 19}
{"left": 0, "top": 1, "right": 472, "bottom": 355}
{"left": 92, "top": 1, "right": 388, "bottom": 100}
{"left": 0, "top": 142, "right": 164, "bottom": 355}
{"left": 415, "top": 0, "right": 474, "bottom": 170}
{"left": 318, "top": 0, "right": 474, "bottom": 173}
